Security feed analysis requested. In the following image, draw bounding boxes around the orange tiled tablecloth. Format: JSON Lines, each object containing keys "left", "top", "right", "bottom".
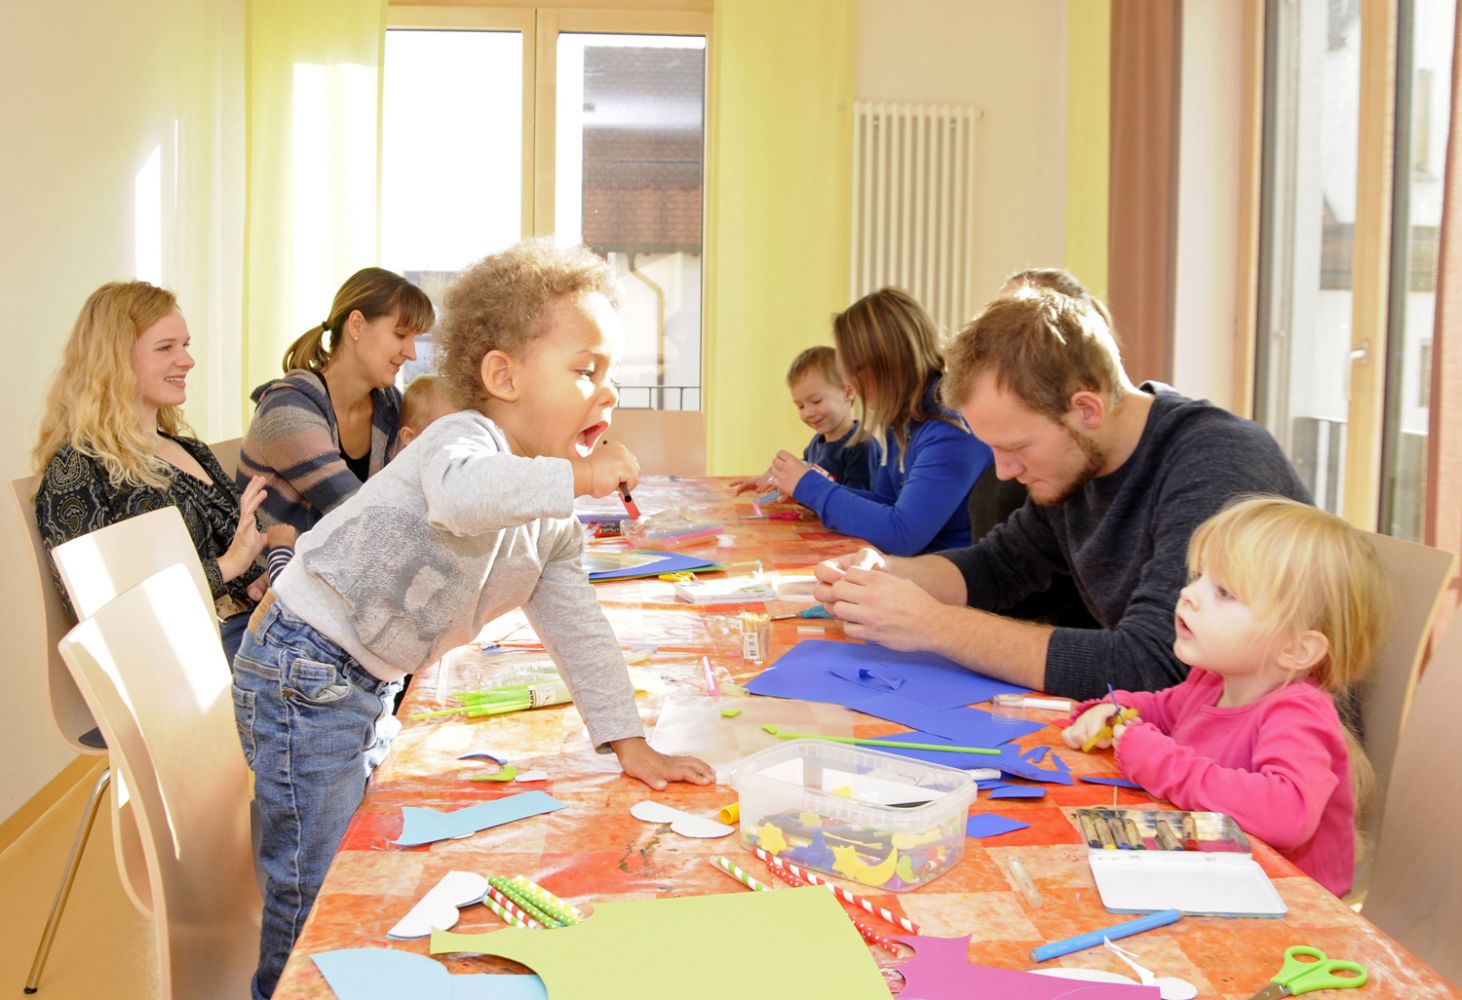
{"left": 272, "top": 477, "right": 1459, "bottom": 999}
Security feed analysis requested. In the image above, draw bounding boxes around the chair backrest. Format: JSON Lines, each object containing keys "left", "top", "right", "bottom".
{"left": 608, "top": 409, "right": 707, "bottom": 476}
{"left": 1351, "top": 531, "right": 1457, "bottom": 897}
{"left": 1362, "top": 614, "right": 1462, "bottom": 984}
{"left": 51, "top": 505, "right": 213, "bottom": 622}
{"left": 209, "top": 436, "right": 242, "bottom": 482}
{"left": 10, "top": 474, "right": 100, "bottom": 753}
{"left": 58, "top": 563, "right": 259, "bottom": 999}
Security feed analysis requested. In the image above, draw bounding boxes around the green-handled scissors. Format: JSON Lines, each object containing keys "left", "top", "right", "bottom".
{"left": 1247, "top": 946, "right": 1369, "bottom": 999}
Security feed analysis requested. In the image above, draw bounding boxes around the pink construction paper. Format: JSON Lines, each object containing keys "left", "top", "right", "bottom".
{"left": 892, "top": 935, "right": 1159, "bottom": 999}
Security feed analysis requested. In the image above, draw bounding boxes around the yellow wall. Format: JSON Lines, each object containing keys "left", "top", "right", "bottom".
{"left": 1064, "top": 0, "right": 1111, "bottom": 299}
{"left": 0, "top": 0, "right": 246, "bottom": 821}
{"left": 705, "top": 0, "right": 855, "bottom": 474}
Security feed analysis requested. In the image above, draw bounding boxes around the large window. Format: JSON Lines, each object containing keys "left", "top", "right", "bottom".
{"left": 1255, "top": 0, "right": 1455, "bottom": 538}
{"left": 380, "top": 9, "right": 708, "bottom": 409}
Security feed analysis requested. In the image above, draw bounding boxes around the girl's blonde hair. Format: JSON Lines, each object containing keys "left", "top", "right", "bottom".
{"left": 437, "top": 239, "right": 619, "bottom": 409}
{"left": 33, "top": 281, "right": 192, "bottom": 490}
{"left": 282, "top": 267, "right": 435, "bottom": 374}
{"left": 832, "top": 287, "right": 964, "bottom": 468}
{"left": 1187, "top": 496, "right": 1389, "bottom": 693}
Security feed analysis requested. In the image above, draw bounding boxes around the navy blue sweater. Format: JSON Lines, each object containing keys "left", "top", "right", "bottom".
{"left": 802, "top": 422, "right": 873, "bottom": 491}
{"left": 794, "top": 381, "right": 991, "bottom": 555}
{"left": 941, "top": 383, "right": 1311, "bottom": 699}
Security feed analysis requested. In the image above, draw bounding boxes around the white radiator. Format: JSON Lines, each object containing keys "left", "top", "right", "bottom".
{"left": 851, "top": 101, "right": 980, "bottom": 335}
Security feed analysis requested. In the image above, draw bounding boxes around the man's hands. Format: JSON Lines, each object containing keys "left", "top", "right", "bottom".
{"left": 812, "top": 547, "right": 947, "bottom": 652}
{"left": 611, "top": 737, "right": 714, "bottom": 790}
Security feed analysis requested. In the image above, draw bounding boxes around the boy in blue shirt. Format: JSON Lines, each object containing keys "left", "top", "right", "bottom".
{"left": 734, "top": 346, "right": 871, "bottom": 493}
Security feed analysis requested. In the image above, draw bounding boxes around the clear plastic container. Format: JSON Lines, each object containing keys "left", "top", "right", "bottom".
{"left": 728, "top": 739, "right": 977, "bottom": 892}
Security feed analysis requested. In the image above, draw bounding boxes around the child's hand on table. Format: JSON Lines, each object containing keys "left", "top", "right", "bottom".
{"left": 1061, "top": 703, "right": 1120, "bottom": 750}
{"left": 610, "top": 737, "right": 714, "bottom": 790}
{"left": 729, "top": 471, "right": 773, "bottom": 495}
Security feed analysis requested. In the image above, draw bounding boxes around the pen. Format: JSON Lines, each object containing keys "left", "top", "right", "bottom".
{"left": 1030, "top": 909, "right": 1182, "bottom": 962}
{"left": 992, "top": 693, "right": 1077, "bottom": 712}
{"left": 1155, "top": 819, "right": 1183, "bottom": 851}
{"left": 618, "top": 483, "right": 641, "bottom": 520}
{"left": 701, "top": 655, "right": 719, "bottom": 699}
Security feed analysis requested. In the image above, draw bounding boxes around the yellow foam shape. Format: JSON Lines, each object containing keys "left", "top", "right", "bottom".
{"left": 755, "top": 822, "right": 788, "bottom": 855}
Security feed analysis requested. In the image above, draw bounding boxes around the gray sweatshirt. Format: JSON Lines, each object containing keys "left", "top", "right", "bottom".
{"left": 274, "top": 410, "right": 643, "bottom": 750}
{"left": 941, "top": 382, "right": 1311, "bottom": 700}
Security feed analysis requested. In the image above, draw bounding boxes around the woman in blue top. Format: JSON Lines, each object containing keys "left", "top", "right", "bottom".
{"left": 768, "top": 287, "right": 991, "bottom": 555}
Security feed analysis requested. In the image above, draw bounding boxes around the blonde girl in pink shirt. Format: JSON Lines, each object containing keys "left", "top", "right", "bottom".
{"left": 1062, "top": 496, "right": 1387, "bottom": 896}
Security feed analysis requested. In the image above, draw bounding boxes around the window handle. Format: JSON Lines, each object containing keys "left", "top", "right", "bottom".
{"left": 1343, "top": 340, "right": 1370, "bottom": 402}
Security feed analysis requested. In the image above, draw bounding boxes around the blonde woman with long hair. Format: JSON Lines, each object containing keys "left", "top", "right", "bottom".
{"left": 238, "top": 267, "right": 435, "bottom": 532}
{"left": 33, "top": 281, "right": 268, "bottom": 659}
{"left": 765, "top": 287, "right": 991, "bottom": 555}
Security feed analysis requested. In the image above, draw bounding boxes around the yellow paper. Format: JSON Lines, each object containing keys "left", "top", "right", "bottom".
{"left": 431, "top": 886, "right": 887, "bottom": 998}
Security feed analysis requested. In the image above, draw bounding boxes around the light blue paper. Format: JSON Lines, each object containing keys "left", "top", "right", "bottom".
{"left": 393, "top": 792, "right": 567, "bottom": 847}
{"left": 312, "top": 948, "right": 547, "bottom": 1000}
{"left": 965, "top": 813, "right": 1031, "bottom": 838}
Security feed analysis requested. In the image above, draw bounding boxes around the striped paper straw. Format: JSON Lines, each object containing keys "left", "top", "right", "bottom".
{"left": 709, "top": 855, "right": 771, "bottom": 892}
{"left": 486, "top": 887, "right": 544, "bottom": 929}
{"left": 486, "top": 876, "right": 565, "bottom": 928}
{"left": 753, "top": 847, "right": 922, "bottom": 936}
{"left": 482, "top": 894, "right": 533, "bottom": 930}
{"left": 508, "top": 875, "right": 585, "bottom": 926}
{"left": 761, "top": 857, "right": 902, "bottom": 955}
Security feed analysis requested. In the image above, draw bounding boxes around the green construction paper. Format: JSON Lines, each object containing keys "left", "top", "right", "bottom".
{"left": 430, "top": 886, "right": 888, "bottom": 998}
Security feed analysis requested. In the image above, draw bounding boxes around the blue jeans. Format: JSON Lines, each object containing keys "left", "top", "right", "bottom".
{"left": 231, "top": 598, "right": 402, "bottom": 1000}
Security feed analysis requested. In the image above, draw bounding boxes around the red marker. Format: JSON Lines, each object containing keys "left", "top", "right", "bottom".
{"left": 618, "top": 483, "right": 641, "bottom": 520}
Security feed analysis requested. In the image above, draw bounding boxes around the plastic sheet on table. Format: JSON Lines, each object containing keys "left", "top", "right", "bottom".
{"left": 650, "top": 694, "right": 867, "bottom": 784}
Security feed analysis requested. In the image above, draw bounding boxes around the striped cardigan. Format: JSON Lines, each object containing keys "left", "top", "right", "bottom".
{"left": 237, "top": 370, "right": 401, "bottom": 534}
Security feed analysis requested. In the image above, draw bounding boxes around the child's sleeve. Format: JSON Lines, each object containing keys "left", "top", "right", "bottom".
{"left": 523, "top": 527, "right": 643, "bottom": 751}
{"left": 1115, "top": 697, "right": 1341, "bottom": 851}
{"left": 792, "top": 421, "right": 990, "bottom": 556}
{"left": 419, "top": 423, "right": 576, "bottom": 535}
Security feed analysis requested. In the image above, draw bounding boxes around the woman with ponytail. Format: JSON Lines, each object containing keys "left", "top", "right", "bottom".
{"left": 238, "top": 268, "right": 435, "bottom": 533}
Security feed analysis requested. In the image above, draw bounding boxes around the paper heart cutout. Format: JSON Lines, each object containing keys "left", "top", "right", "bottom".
{"left": 516, "top": 769, "right": 548, "bottom": 782}
{"left": 387, "top": 871, "right": 490, "bottom": 938}
{"left": 630, "top": 800, "right": 735, "bottom": 838}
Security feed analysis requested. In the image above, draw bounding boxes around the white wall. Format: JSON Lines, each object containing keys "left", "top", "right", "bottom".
{"left": 854, "top": 0, "right": 1069, "bottom": 310}
{"left": 1172, "top": 0, "right": 1242, "bottom": 410}
{"left": 0, "top": 0, "right": 245, "bottom": 822}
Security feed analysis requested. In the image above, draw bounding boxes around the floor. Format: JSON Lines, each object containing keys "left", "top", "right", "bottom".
{"left": 0, "top": 763, "right": 157, "bottom": 999}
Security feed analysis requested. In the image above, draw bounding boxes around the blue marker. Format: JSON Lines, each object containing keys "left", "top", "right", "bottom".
{"left": 1030, "top": 908, "right": 1182, "bottom": 962}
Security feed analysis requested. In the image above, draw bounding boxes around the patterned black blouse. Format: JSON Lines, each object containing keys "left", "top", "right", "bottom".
{"left": 34, "top": 435, "right": 263, "bottom": 620}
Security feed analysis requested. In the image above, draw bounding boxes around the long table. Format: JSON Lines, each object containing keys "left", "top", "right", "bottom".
{"left": 272, "top": 477, "right": 1460, "bottom": 998}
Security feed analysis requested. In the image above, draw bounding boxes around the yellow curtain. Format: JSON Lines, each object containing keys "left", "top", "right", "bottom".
{"left": 705, "top": 0, "right": 855, "bottom": 475}
{"left": 243, "top": 0, "right": 385, "bottom": 413}
{"left": 1065, "top": 0, "right": 1111, "bottom": 302}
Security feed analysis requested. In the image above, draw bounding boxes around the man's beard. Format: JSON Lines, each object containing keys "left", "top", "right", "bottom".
{"left": 1031, "top": 427, "right": 1105, "bottom": 506}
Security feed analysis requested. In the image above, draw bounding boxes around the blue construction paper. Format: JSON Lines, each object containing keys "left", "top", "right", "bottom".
{"left": 872, "top": 732, "right": 1076, "bottom": 785}
{"left": 965, "top": 813, "right": 1031, "bottom": 838}
{"left": 312, "top": 948, "right": 547, "bottom": 1000}
{"left": 457, "top": 752, "right": 507, "bottom": 764}
{"left": 828, "top": 665, "right": 904, "bottom": 692}
{"left": 745, "top": 640, "right": 1030, "bottom": 710}
{"left": 393, "top": 792, "right": 567, "bottom": 847}
{"left": 845, "top": 693, "right": 1043, "bottom": 747}
{"left": 1024, "top": 746, "right": 1051, "bottom": 764}
{"left": 1078, "top": 775, "right": 1144, "bottom": 790}
{"left": 986, "top": 784, "right": 1047, "bottom": 799}
{"left": 586, "top": 550, "right": 719, "bottom": 582}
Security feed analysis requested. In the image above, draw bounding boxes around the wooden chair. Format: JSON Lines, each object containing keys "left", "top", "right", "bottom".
{"left": 58, "top": 563, "right": 259, "bottom": 999}
{"left": 1361, "top": 613, "right": 1462, "bottom": 984}
{"left": 209, "top": 436, "right": 242, "bottom": 482}
{"left": 50, "top": 505, "right": 213, "bottom": 626}
{"left": 608, "top": 409, "right": 707, "bottom": 476}
{"left": 11, "top": 474, "right": 116, "bottom": 993}
{"left": 1350, "top": 532, "right": 1458, "bottom": 899}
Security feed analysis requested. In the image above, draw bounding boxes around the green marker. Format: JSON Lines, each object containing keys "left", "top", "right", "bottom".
{"left": 760, "top": 724, "right": 998, "bottom": 755}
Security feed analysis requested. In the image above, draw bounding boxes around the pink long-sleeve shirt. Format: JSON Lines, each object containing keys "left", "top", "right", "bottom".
{"left": 1072, "top": 669, "right": 1356, "bottom": 896}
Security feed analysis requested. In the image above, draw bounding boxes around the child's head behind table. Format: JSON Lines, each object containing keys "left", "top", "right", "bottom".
{"left": 437, "top": 239, "right": 627, "bottom": 476}
{"left": 1180, "top": 495, "right": 1388, "bottom": 700}
{"left": 786, "top": 345, "right": 856, "bottom": 441}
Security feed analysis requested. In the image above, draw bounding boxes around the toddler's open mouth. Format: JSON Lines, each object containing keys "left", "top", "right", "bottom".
{"left": 576, "top": 420, "right": 610, "bottom": 458}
